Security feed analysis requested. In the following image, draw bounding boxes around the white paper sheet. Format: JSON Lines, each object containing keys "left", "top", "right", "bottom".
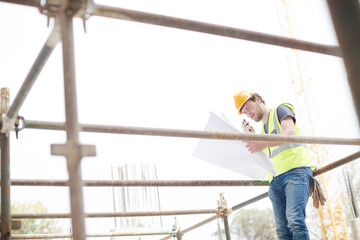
{"left": 193, "top": 112, "right": 276, "bottom": 180}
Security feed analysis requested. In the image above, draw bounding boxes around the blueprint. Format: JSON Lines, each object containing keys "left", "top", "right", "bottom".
{"left": 193, "top": 112, "right": 276, "bottom": 180}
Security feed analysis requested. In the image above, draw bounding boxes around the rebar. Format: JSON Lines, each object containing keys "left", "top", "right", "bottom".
{"left": 22, "top": 120, "right": 360, "bottom": 145}
{"left": 343, "top": 168, "right": 359, "bottom": 218}
{"left": 12, "top": 209, "right": 218, "bottom": 219}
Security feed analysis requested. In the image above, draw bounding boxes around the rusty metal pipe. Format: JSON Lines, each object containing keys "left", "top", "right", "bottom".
{"left": 23, "top": 120, "right": 360, "bottom": 145}
{"left": 91, "top": 4, "right": 341, "bottom": 57}
{"left": 0, "top": 1, "right": 342, "bottom": 57}
{"left": 12, "top": 230, "right": 173, "bottom": 239}
{"left": 327, "top": 0, "right": 360, "bottom": 126}
{"left": 1, "top": 27, "right": 60, "bottom": 133}
{"left": 1, "top": 88, "right": 11, "bottom": 240}
{"left": 223, "top": 215, "right": 231, "bottom": 240}
{"left": 9, "top": 150, "right": 360, "bottom": 188}
{"left": 10, "top": 179, "right": 269, "bottom": 187}
{"left": 12, "top": 209, "right": 218, "bottom": 219}
{"left": 232, "top": 192, "right": 269, "bottom": 211}
{"left": 0, "top": 0, "right": 41, "bottom": 7}
{"left": 313, "top": 151, "right": 360, "bottom": 177}
{"left": 60, "top": 10, "right": 86, "bottom": 240}
{"left": 0, "top": 220, "right": 21, "bottom": 231}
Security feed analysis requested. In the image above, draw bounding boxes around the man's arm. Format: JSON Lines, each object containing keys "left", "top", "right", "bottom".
{"left": 245, "top": 116, "right": 296, "bottom": 153}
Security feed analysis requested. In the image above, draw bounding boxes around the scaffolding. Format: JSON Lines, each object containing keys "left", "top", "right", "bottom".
{"left": 0, "top": 0, "right": 360, "bottom": 239}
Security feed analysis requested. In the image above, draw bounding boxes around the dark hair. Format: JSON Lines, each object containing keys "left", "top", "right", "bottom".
{"left": 248, "top": 93, "right": 265, "bottom": 104}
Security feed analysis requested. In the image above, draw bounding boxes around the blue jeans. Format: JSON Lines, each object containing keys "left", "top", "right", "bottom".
{"left": 269, "top": 167, "right": 313, "bottom": 240}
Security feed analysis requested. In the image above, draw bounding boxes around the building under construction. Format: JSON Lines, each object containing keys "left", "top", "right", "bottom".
{"left": 0, "top": 0, "right": 360, "bottom": 239}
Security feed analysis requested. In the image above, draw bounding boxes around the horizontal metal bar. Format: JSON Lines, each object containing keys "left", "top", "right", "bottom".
{"left": 12, "top": 209, "right": 218, "bottom": 219}
{"left": 10, "top": 150, "right": 360, "bottom": 187}
{"left": 175, "top": 215, "right": 219, "bottom": 237}
{"left": 12, "top": 230, "right": 173, "bottom": 239}
{"left": 0, "top": 220, "right": 21, "bottom": 231}
{"left": 232, "top": 192, "right": 269, "bottom": 211}
{"left": 0, "top": 1, "right": 342, "bottom": 57}
{"left": 313, "top": 151, "right": 360, "bottom": 177}
{"left": 11, "top": 179, "right": 269, "bottom": 187}
{"left": 0, "top": 0, "right": 41, "bottom": 8}
{"left": 91, "top": 4, "right": 341, "bottom": 57}
{"left": 23, "top": 120, "right": 360, "bottom": 145}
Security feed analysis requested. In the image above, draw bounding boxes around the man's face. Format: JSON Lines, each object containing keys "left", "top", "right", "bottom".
{"left": 242, "top": 98, "right": 263, "bottom": 122}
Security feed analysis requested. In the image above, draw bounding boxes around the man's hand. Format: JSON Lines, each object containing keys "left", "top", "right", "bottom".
{"left": 244, "top": 116, "right": 296, "bottom": 154}
{"left": 242, "top": 119, "right": 255, "bottom": 133}
{"left": 245, "top": 141, "right": 267, "bottom": 153}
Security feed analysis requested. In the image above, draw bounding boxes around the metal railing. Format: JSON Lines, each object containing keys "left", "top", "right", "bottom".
{"left": 0, "top": 0, "right": 360, "bottom": 239}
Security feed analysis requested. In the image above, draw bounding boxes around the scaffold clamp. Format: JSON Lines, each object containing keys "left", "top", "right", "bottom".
{"left": 217, "top": 193, "right": 232, "bottom": 217}
{"left": 51, "top": 143, "right": 97, "bottom": 159}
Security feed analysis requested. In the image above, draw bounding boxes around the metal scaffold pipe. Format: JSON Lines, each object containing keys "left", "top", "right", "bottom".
{"left": 0, "top": 1, "right": 342, "bottom": 57}
{"left": 313, "top": 151, "right": 360, "bottom": 177}
{"left": 12, "top": 230, "right": 173, "bottom": 239}
{"left": 22, "top": 120, "right": 360, "bottom": 145}
{"left": 90, "top": 4, "right": 341, "bottom": 57}
{"left": 9, "top": 150, "right": 360, "bottom": 188}
{"left": 60, "top": 10, "right": 86, "bottom": 240}
{"left": 0, "top": 26, "right": 60, "bottom": 133}
{"left": 12, "top": 209, "right": 218, "bottom": 219}
{"left": 327, "top": 0, "right": 360, "bottom": 126}
{"left": 10, "top": 179, "right": 269, "bottom": 187}
{"left": 1, "top": 88, "right": 11, "bottom": 240}
{"left": 0, "top": 0, "right": 41, "bottom": 7}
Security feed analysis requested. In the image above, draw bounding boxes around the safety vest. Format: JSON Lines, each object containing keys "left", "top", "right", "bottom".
{"left": 261, "top": 103, "right": 316, "bottom": 181}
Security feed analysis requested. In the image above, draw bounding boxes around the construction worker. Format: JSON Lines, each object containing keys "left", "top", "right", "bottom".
{"left": 234, "top": 90, "right": 316, "bottom": 240}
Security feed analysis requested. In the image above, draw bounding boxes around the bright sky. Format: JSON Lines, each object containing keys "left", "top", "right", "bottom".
{"left": 0, "top": 0, "right": 359, "bottom": 239}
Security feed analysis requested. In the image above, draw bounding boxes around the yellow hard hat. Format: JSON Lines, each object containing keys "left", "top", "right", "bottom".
{"left": 234, "top": 91, "right": 253, "bottom": 114}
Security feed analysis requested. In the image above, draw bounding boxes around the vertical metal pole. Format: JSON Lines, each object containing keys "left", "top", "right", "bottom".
{"left": 218, "top": 193, "right": 231, "bottom": 240}
{"left": 1, "top": 88, "right": 11, "bottom": 240}
{"left": 217, "top": 219, "right": 223, "bottom": 240}
{"left": 223, "top": 216, "right": 231, "bottom": 240}
{"left": 111, "top": 166, "right": 117, "bottom": 228}
{"left": 60, "top": 11, "right": 86, "bottom": 240}
{"left": 327, "top": 0, "right": 360, "bottom": 126}
{"left": 343, "top": 168, "right": 359, "bottom": 218}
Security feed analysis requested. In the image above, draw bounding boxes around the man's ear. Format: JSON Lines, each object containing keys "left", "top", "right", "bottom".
{"left": 255, "top": 96, "right": 262, "bottom": 104}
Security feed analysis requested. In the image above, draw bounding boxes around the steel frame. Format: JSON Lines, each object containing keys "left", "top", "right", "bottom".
{"left": 0, "top": 0, "right": 359, "bottom": 239}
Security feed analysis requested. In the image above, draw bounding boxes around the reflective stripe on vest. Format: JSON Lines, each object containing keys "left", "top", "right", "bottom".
{"left": 270, "top": 110, "right": 303, "bottom": 158}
